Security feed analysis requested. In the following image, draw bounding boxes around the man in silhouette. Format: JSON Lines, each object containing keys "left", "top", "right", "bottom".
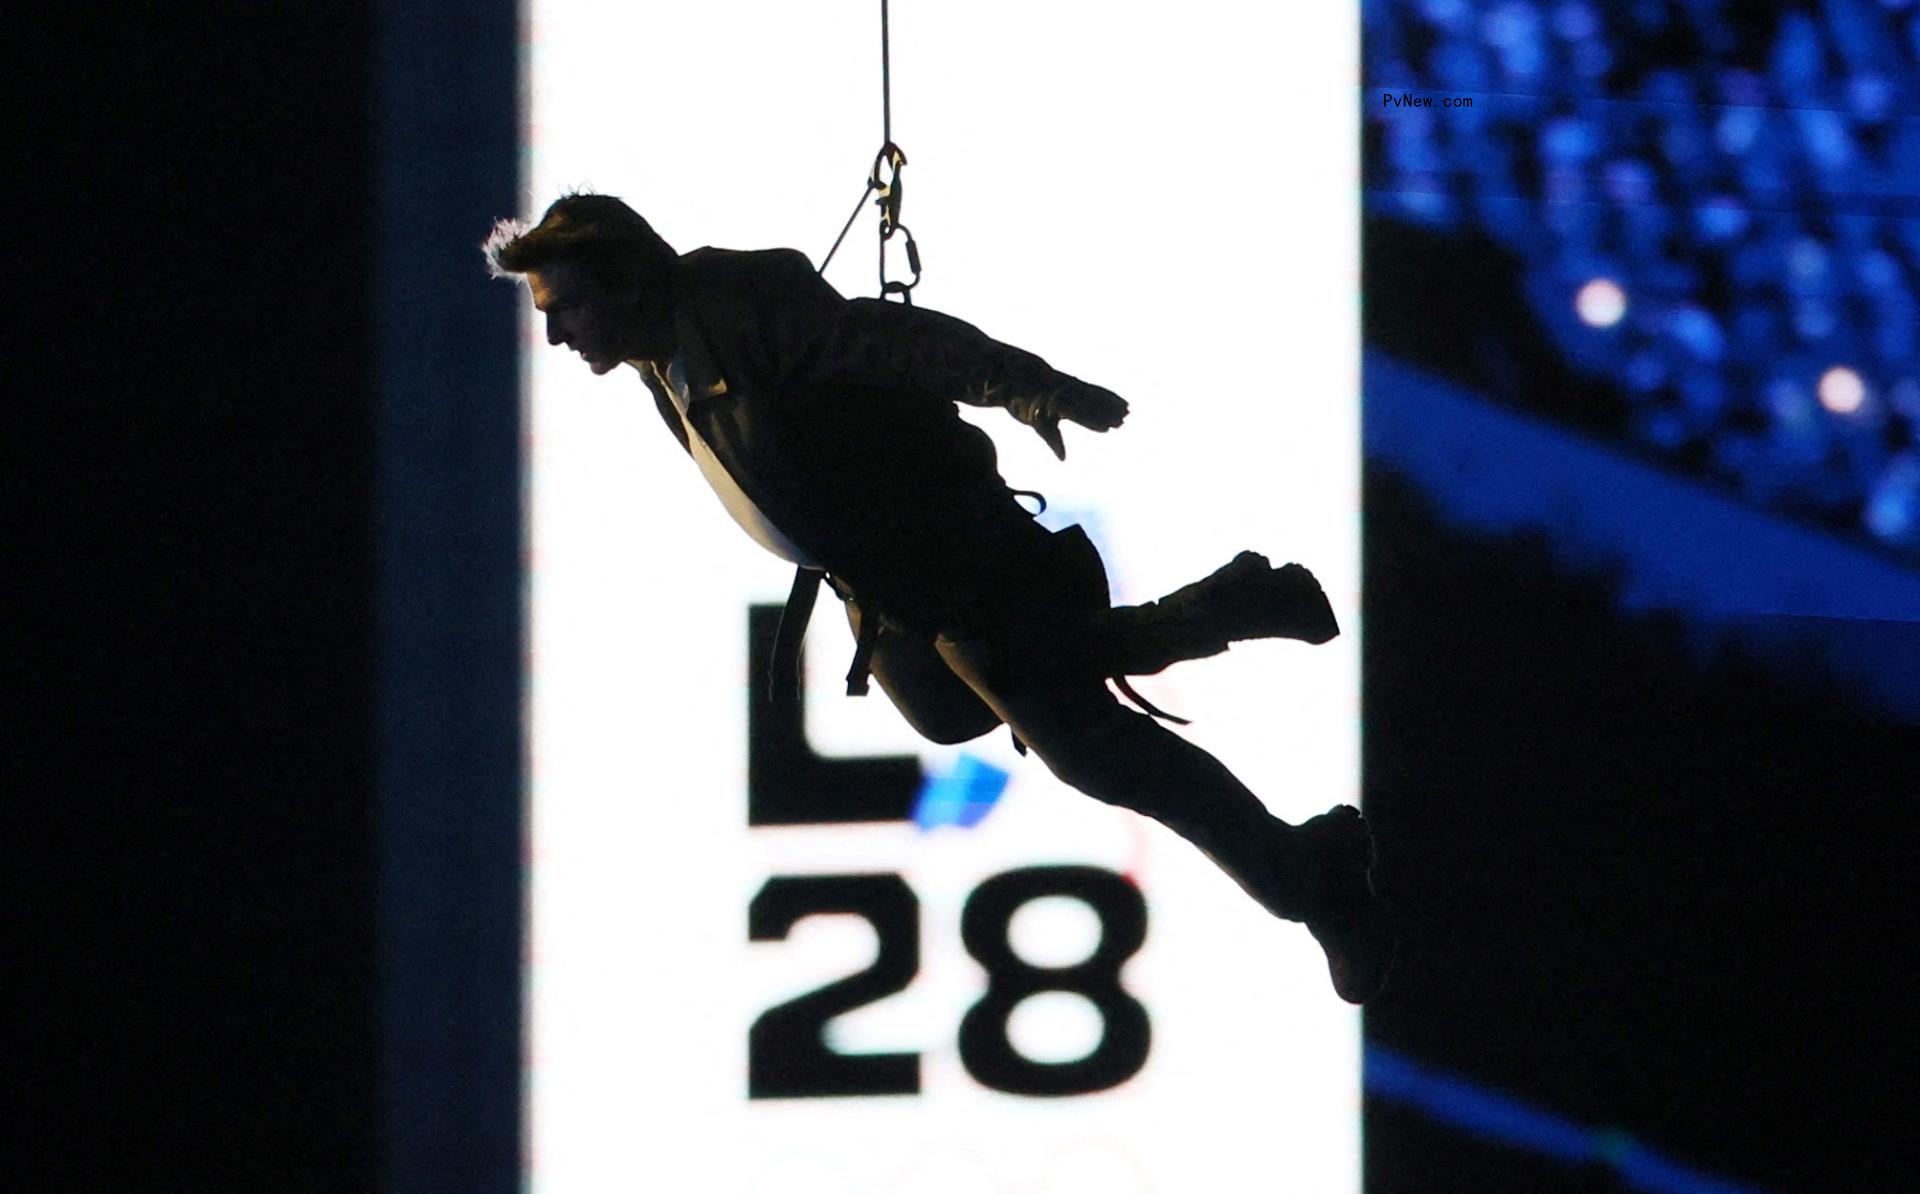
{"left": 485, "top": 192, "right": 1393, "bottom": 1002}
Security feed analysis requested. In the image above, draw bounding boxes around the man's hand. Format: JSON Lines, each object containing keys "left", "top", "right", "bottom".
{"left": 1010, "top": 382, "right": 1130, "bottom": 460}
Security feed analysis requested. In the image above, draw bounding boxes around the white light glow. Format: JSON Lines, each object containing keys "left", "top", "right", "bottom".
{"left": 1576, "top": 277, "right": 1627, "bottom": 327}
{"left": 1819, "top": 365, "right": 1865, "bottom": 414}
{"left": 526, "top": 3, "right": 1360, "bottom": 1191}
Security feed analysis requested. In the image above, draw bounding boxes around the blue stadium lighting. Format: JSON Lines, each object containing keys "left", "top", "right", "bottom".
{"left": 1694, "top": 197, "right": 1749, "bottom": 242}
{"left": 911, "top": 754, "right": 1011, "bottom": 831}
{"left": 1669, "top": 307, "right": 1724, "bottom": 363}
{"left": 1847, "top": 75, "right": 1892, "bottom": 120}
{"left": 1865, "top": 455, "right": 1920, "bottom": 540}
{"left": 1551, "top": 1, "right": 1599, "bottom": 41}
{"left": 1365, "top": 1046, "right": 1769, "bottom": 1194}
{"left": 1714, "top": 107, "right": 1762, "bottom": 155}
{"left": 1792, "top": 299, "right": 1838, "bottom": 342}
{"left": 1786, "top": 238, "right": 1829, "bottom": 289}
{"left": 1891, "top": 378, "right": 1920, "bottom": 420}
{"left": 1365, "top": 0, "right": 1920, "bottom": 554}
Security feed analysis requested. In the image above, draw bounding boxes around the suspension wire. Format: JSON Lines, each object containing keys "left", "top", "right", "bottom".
{"left": 819, "top": 0, "right": 920, "bottom": 305}
{"left": 819, "top": 0, "right": 894, "bottom": 276}
{"left": 819, "top": 179, "right": 876, "bottom": 274}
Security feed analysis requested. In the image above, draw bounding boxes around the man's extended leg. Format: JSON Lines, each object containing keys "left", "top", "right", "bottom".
{"left": 932, "top": 622, "right": 1393, "bottom": 1003}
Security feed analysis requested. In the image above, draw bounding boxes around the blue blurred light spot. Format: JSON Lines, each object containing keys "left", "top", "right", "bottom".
{"left": 1433, "top": 38, "right": 1492, "bottom": 89}
{"left": 1421, "top": 0, "right": 1473, "bottom": 33}
{"left": 1499, "top": 39, "right": 1545, "bottom": 78}
{"left": 1770, "top": 12, "right": 1823, "bottom": 85}
{"left": 1792, "top": 298, "right": 1837, "bottom": 341}
{"left": 1858, "top": 249, "right": 1902, "bottom": 294}
{"left": 1637, "top": 408, "right": 1690, "bottom": 450}
{"left": 1602, "top": 158, "right": 1655, "bottom": 204}
{"left": 1767, "top": 377, "right": 1813, "bottom": 425}
{"left": 1541, "top": 116, "right": 1595, "bottom": 162}
{"left": 1399, "top": 186, "right": 1453, "bottom": 223}
{"left": 1646, "top": 69, "right": 1696, "bottom": 105}
{"left": 1551, "top": 0, "right": 1599, "bottom": 40}
{"left": 912, "top": 753, "right": 1010, "bottom": 831}
{"left": 1572, "top": 37, "right": 1611, "bottom": 77}
{"left": 1678, "top": 370, "right": 1728, "bottom": 423}
{"left": 1796, "top": 109, "right": 1853, "bottom": 170}
{"left": 1889, "top": 377, "right": 1920, "bottom": 420}
{"left": 1481, "top": 1, "right": 1535, "bottom": 47}
{"left": 1659, "top": 118, "right": 1707, "bottom": 170}
{"left": 1848, "top": 75, "right": 1892, "bottom": 121}
{"left": 1694, "top": 197, "right": 1749, "bottom": 241}
{"left": 1669, "top": 306, "right": 1725, "bottom": 361}
{"left": 1545, "top": 166, "right": 1587, "bottom": 205}
{"left": 1865, "top": 455, "right": 1920, "bottom": 542}
{"left": 1716, "top": 107, "right": 1761, "bottom": 155}
{"left": 1625, "top": 350, "right": 1668, "bottom": 393}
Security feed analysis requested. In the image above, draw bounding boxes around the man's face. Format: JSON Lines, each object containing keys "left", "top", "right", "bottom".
{"left": 528, "top": 260, "right": 649, "bottom": 375}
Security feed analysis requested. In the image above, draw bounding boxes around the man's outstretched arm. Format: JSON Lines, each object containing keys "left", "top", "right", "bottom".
{"left": 712, "top": 249, "right": 1129, "bottom": 459}
{"left": 836, "top": 295, "right": 1130, "bottom": 459}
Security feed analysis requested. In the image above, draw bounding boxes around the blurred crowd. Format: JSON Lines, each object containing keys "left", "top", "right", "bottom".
{"left": 1365, "top": 0, "right": 1920, "bottom": 559}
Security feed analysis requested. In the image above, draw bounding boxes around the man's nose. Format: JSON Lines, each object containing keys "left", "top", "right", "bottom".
{"left": 545, "top": 316, "right": 566, "bottom": 347}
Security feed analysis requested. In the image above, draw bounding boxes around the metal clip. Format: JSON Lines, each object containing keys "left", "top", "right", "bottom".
{"left": 870, "top": 141, "right": 907, "bottom": 236}
{"left": 866, "top": 141, "right": 920, "bottom": 301}
{"left": 880, "top": 224, "right": 920, "bottom": 303}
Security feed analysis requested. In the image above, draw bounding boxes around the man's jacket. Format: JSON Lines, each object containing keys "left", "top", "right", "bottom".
{"left": 635, "top": 247, "right": 1117, "bottom": 693}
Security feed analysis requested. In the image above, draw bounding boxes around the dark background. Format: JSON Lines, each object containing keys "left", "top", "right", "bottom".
{"left": 19, "top": 5, "right": 1912, "bottom": 1193}
{"left": 24, "top": 11, "right": 383, "bottom": 1191}
{"left": 21, "top": 7, "right": 519, "bottom": 1192}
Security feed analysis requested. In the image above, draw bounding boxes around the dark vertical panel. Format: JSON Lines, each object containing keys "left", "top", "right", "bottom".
{"left": 19, "top": 8, "right": 381, "bottom": 1192}
{"left": 372, "top": 4, "right": 524, "bottom": 1192}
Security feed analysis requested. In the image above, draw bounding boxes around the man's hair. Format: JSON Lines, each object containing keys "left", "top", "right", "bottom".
{"left": 482, "top": 191, "right": 677, "bottom": 289}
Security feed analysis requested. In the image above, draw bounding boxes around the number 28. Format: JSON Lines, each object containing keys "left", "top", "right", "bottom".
{"left": 748, "top": 865, "right": 1150, "bottom": 1099}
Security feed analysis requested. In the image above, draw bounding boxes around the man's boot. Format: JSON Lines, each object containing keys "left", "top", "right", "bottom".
{"left": 1194, "top": 804, "right": 1395, "bottom": 1004}
{"left": 1098, "top": 551, "right": 1340, "bottom": 677}
{"left": 1293, "top": 805, "right": 1396, "bottom": 1004}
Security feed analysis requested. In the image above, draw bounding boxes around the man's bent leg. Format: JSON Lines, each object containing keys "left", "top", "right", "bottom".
{"left": 1090, "top": 552, "right": 1341, "bottom": 678}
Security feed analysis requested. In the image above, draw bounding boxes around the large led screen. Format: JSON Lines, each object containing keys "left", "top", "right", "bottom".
{"left": 524, "top": 3, "right": 1360, "bottom": 1190}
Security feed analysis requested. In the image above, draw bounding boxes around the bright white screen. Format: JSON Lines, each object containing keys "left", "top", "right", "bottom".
{"left": 526, "top": 4, "right": 1360, "bottom": 1190}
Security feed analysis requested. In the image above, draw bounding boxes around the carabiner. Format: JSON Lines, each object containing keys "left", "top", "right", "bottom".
{"left": 879, "top": 221, "right": 921, "bottom": 302}
{"left": 870, "top": 141, "right": 908, "bottom": 235}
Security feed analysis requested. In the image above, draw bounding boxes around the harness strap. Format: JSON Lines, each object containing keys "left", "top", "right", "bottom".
{"left": 1112, "top": 676, "right": 1193, "bottom": 726}
{"left": 845, "top": 601, "right": 882, "bottom": 696}
{"left": 769, "top": 566, "right": 824, "bottom": 702}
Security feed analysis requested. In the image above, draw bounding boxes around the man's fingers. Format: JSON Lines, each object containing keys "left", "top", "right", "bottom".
{"left": 1036, "top": 416, "right": 1067, "bottom": 460}
{"left": 1066, "top": 386, "right": 1129, "bottom": 430}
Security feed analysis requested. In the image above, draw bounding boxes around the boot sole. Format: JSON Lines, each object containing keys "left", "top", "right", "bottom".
{"left": 1274, "top": 563, "right": 1340, "bottom": 645}
{"left": 1303, "top": 807, "right": 1396, "bottom": 1004}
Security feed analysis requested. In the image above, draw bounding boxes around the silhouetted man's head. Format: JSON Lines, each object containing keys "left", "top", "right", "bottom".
{"left": 484, "top": 193, "right": 678, "bottom": 373}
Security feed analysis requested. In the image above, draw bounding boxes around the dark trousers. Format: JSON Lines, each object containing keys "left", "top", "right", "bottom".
{"left": 841, "top": 557, "right": 1323, "bottom": 921}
